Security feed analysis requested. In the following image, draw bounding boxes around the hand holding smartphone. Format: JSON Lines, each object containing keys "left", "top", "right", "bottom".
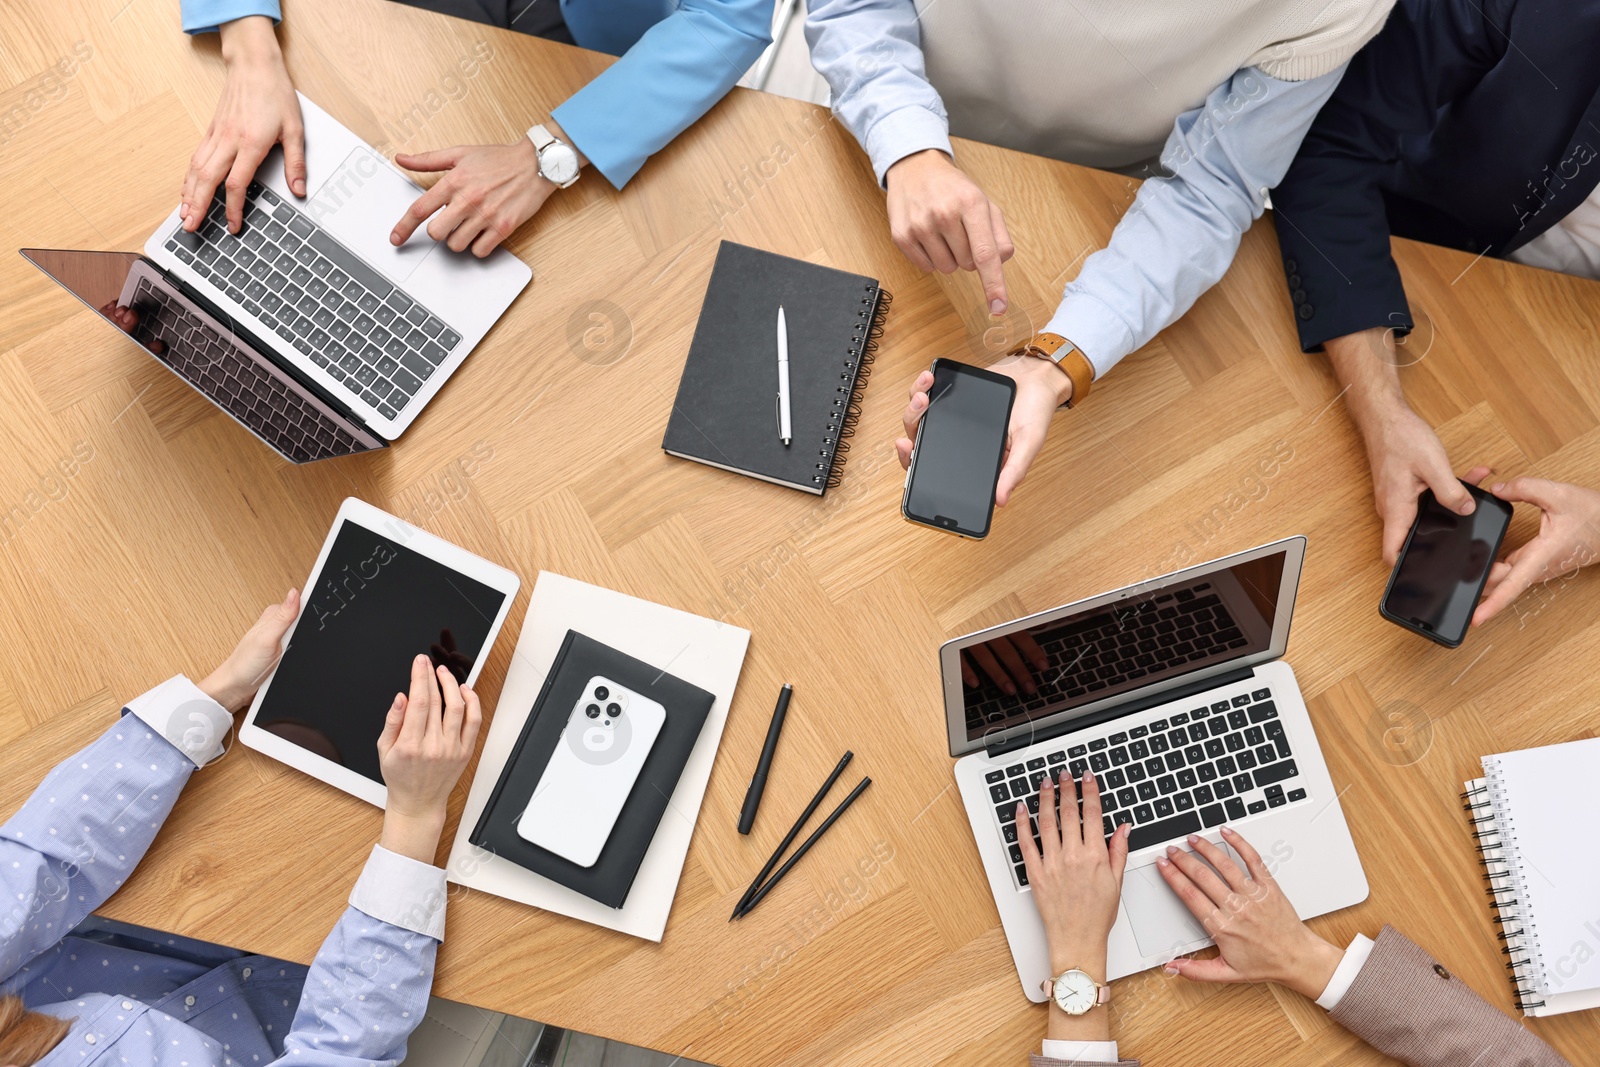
{"left": 1380, "top": 480, "right": 1513, "bottom": 647}
{"left": 901, "top": 358, "right": 1016, "bottom": 539}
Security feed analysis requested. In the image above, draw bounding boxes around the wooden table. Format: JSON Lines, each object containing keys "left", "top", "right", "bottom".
{"left": 3, "top": 2, "right": 1600, "bottom": 1063}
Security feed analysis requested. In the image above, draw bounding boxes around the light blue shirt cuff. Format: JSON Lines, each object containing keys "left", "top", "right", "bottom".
{"left": 181, "top": 0, "right": 281, "bottom": 35}
{"left": 1315, "top": 933, "right": 1375, "bottom": 1010}
{"left": 348, "top": 845, "right": 449, "bottom": 942}
{"left": 1040, "top": 1038, "right": 1119, "bottom": 1062}
{"left": 1043, "top": 295, "right": 1135, "bottom": 381}
{"left": 123, "top": 675, "right": 233, "bottom": 767}
{"left": 865, "top": 104, "right": 953, "bottom": 187}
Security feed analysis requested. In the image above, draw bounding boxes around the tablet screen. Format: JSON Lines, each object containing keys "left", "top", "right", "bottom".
{"left": 255, "top": 520, "right": 508, "bottom": 783}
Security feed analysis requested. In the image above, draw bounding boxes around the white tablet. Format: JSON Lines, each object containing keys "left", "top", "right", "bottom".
{"left": 240, "top": 498, "right": 520, "bottom": 807}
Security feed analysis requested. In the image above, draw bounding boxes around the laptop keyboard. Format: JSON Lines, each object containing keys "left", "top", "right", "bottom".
{"left": 983, "top": 687, "right": 1305, "bottom": 890}
{"left": 964, "top": 584, "right": 1248, "bottom": 734}
{"left": 129, "top": 278, "right": 370, "bottom": 463}
{"left": 164, "top": 181, "right": 463, "bottom": 422}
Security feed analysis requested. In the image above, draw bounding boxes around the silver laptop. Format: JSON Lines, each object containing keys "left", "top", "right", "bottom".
{"left": 23, "top": 93, "right": 530, "bottom": 463}
{"left": 946, "top": 537, "right": 1367, "bottom": 999}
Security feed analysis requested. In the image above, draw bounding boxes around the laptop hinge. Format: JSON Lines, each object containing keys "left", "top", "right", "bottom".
{"left": 162, "top": 258, "right": 375, "bottom": 437}
{"left": 983, "top": 666, "right": 1257, "bottom": 759}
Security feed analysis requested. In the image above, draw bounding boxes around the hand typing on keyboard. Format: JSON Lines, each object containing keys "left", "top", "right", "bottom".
{"left": 390, "top": 133, "right": 584, "bottom": 257}
{"left": 1156, "top": 827, "right": 1345, "bottom": 1000}
{"left": 1018, "top": 770, "right": 1130, "bottom": 1041}
{"left": 181, "top": 15, "right": 306, "bottom": 236}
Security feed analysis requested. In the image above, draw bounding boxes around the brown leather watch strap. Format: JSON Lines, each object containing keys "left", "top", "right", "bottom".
{"left": 1012, "top": 332, "right": 1093, "bottom": 407}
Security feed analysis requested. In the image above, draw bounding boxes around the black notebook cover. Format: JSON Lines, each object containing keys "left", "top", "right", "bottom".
{"left": 469, "top": 630, "right": 716, "bottom": 909}
{"left": 662, "top": 241, "right": 891, "bottom": 495}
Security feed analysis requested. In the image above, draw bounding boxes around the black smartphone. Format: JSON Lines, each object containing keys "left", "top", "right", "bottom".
{"left": 1379, "top": 481, "right": 1513, "bottom": 647}
{"left": 901, "top": 358, "right": 1016, "bottom": 539}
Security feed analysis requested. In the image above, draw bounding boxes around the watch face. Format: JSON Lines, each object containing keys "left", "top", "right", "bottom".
{"left": 541, "top": 143, "right": 580, "bottom": 185}
{"left": 1055, "top": 970, "right": 1097, "bottom": 1014}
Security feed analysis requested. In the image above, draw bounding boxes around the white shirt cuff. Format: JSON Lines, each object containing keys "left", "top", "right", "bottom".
{"left": 1314, "top": 933, "right": 1375, "bottom": 1011}
{"left": 123, "top": 675, "right": 233, "bottom": 767}
{"left": 349, "top": 844, "right": 449, "bottom": 942}
{"left": 864, "top": 104, "right": 954, "bottom": 187}
{"left": 1043, "top": 293, "right": 1135, "bottom": 381}
{"left": 1040, "top": 1039, "right": 1119, "bottom": 1063}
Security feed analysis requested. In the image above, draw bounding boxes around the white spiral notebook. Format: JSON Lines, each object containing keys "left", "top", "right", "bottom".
{"left": 1464, "top": 735, "right": 1600, "bottom": 1017}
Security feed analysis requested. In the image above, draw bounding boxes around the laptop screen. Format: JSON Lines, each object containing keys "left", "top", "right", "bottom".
{"left": 952, "top": 548, "right": 1290, "bottom": 748}
{"left": 19, "top": 248, "right": 382, "bottom": 463}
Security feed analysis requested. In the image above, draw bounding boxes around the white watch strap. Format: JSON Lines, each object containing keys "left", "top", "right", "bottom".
{"left": 527, "top": 123, "right": 556, "bottom": 152}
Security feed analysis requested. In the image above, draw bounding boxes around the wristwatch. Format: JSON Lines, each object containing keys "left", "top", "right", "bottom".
{"left": 526, "top": 123, "right": 581, "bottom": 189}
{"left": 1009, "top": 331, "right": 1094, "bottom": 408}
{"left": 1042, "top": 968, "right": 1111, "bottom": 1015}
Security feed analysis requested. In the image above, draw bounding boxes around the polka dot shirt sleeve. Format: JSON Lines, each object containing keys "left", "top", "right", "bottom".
{"left": 0, "top": 685, "right": 200, "bottom": 985}
{"left": 270, "top": 845, "right": 444, "bottom": 1064}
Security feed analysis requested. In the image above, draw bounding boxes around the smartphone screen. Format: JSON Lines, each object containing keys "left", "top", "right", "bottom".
{"left": 902, "top": 359, "right": 1016, "bottom": 538}
{"left": 1381, "top": 484, "right": 1513, "bottom": 645}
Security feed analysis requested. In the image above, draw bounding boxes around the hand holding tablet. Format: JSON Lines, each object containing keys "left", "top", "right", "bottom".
{"left": 240, "top": 498, "right": 520, "bottom": 807}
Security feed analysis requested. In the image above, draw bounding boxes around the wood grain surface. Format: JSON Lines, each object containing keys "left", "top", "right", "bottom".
{"left": 2, "top": 2, "right": 1598, "bottom": 1063}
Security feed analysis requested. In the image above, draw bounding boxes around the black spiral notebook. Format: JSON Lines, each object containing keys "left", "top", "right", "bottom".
{"left": 662, "top": 241, "right": 890, "bottom": 495}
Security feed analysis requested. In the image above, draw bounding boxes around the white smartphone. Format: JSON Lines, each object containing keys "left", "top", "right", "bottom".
{"left": 517, "top": 675, "right": 667, "bottom": 867}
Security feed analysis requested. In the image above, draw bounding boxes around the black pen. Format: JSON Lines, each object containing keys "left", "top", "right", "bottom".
{"left": 734, "top": 775, "right": 872, "bottom": 920}
{"left": 738, "top": 683, "right": 792, "bottom": 835}
{"left": 731, "top": 750, "right": 853, "bottom": 920}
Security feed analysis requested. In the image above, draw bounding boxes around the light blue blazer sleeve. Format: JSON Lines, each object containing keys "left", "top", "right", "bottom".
{"left": 552, "top": 0, "right": 773, "bottom": 189}
{"left": 181, "top": 0, "right": 281, "bottom": 34}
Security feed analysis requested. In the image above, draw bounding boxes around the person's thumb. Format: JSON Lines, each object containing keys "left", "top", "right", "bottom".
{"left": 1492, "top": 476, "right": 1561, "bottom": 512}
{"left": 995, "top": 424, "right": 1045, "bottom": 508}
{"left": 1164, "top": 955, "right": 1244, "bottom": 984}
{"left": 257, "top": 588, "right": 300, "bottom": 643}
{"left": 1429, "top": 469, "right": 1475, "bottom": 516}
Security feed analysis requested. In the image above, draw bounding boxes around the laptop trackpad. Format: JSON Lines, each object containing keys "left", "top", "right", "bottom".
{"left": 1124, "top": 862, "right": 1209, "bottom": 958}
{"left": 305, "top": 146, "right": 441, "bottom": 284}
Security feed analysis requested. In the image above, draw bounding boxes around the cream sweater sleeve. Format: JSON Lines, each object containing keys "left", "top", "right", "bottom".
{"left": 1251, "top": 0, "right": 1397, "bottom": 80}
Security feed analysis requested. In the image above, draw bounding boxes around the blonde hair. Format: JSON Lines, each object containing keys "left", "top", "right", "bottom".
{"left": 0, "top": 995, "right": 70, "bottom": 1067}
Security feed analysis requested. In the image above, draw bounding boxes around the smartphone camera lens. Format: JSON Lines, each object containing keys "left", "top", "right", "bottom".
{"left": 606, "top": 702, "right": 622, "bottom": 717}
{"left": 585, "top": 704, "right": 601, "bottom": 718}
{"left": 594, "top": 686, "right": 609, "bottom": 701}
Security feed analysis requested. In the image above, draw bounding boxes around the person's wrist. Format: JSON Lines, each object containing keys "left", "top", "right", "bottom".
{"left": 1280, "top": 931, "right": 1345, "bottom": 1000}
{"left": 997, "top": 350, "right": 1074, "bottom": 407}
{"left": 512, "top": 136, "right": 557, "bottom": 193}
{"left": 380, "top": 806, "right": 447, "bottom": 864}
{"left": 1047, "top": 934, "right": 1109, "bottom": 978}
{"left": 1349, "top": 388, "right": 1417, "bottom": 457}
{"left": 1045, "top": 359, "right": 1075, "bottom": 407}
{"left": 886, "top": 148, "right": 954, "bottom": 186}
{"left": 1350, "top": 377, "right": 1408, "bottom": 420}
{"left": 197, "top": 672, "right": 247, "bottom": 713}
{"left": 218, "top": 15, "right": 282, "bottom": 67}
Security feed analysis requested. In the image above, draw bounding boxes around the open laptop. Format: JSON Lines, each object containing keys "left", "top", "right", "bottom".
{"left": 946, "top": 537, "right": 1367, "bottom": 999}
{"left": 22, "top": 93, "right": 531, "bottom": 463}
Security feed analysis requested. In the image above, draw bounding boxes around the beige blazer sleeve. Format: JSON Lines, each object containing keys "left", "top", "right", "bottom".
{"left": 1330, "top": 925, "right": 1571, "bottom": 1067}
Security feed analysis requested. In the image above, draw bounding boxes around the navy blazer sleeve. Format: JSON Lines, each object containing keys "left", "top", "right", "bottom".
{"left": 1268, "top": 0, "right": 1510, "bottom": 351}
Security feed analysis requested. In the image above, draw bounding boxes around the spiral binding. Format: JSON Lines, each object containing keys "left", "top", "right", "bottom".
{"left": 1462, "top": 775, "right": 1545, "bottom": 1012}
{"left": 814, "top": 286, "right": 891, "bottom": 491}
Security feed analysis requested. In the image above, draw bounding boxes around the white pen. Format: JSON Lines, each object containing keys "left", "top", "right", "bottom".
{"left": 776, "top": 304, "right": 792, "bottom": 447}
